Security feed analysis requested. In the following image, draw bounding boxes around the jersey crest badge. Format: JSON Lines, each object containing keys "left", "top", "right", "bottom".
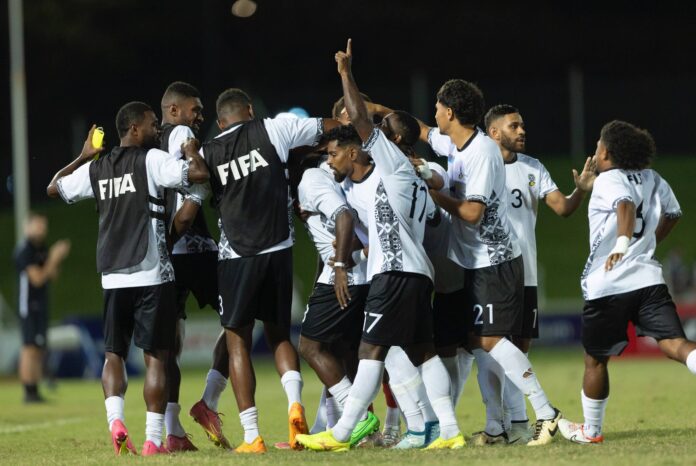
{"left": 528, "top": 174, "right": 536, "bottom": 187}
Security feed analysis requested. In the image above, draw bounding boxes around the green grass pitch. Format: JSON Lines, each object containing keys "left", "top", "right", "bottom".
{"left": 1, "top": 349, "right": 695, "bottom": 465}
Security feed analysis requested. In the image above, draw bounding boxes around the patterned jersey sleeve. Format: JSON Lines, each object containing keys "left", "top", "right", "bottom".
{"left": 427, "top": 127, "right": 455, "bottom": 158}
{"left": 362, "top": 127, "right": 411, "bottom": 175}
{"left": 592, "top": 170, "right": 634, "bottom": 212}
{"left": 655, "top": 171, "right": 682, "bottom": 218}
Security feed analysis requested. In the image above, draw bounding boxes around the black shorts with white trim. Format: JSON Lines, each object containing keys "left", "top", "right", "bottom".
{"left": 464, "top": 255, "right": 524, "bottom": 337}
{"left": 103, "top": 282, "right": 177, "bottom": 358}
{"left": 217, "top": 248, "right": 293, "bottom": 329}
{"left": 582, "top": 284, "right": 685, "bottom": 357}
{"left": 361, "top": 271, "right": 434, "bottom": 347}
{"left": 516, "top": 286, "right": 539, "bottom": 339}
{"left": 301, "top": 283, "right": 368, "bottom": 347}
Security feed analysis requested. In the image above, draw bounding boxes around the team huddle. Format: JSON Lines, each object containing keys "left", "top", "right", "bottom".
{"left": 46, "top": 39, "right": 696, "bottom": 455}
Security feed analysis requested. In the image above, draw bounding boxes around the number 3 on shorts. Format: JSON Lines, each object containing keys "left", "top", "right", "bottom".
{"left": 473, "top": 304, "right": 493, "bottom": 325}
{"left": 363, "top": 312, "right": 383, "bottom": 333}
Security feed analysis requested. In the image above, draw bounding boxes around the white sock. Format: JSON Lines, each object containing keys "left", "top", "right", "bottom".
{"left": 310, "top": 388, "right": 328, "bottom": 434}
{"left": 202, "top": 369, "right": 227, "bottom": 412}
{"left": 332, "top": 359, "right": 384, "bottom": 442}
{"left": 390, "top": 377, "right": 425, "bottom": 432}
{"left": 105, "top": 396, "right": 124, "bottom": 431}
{"left": 239, "top": 406, "right": 260, "bottom": 444}
{"left": 441, "top": 356, "right": 460, "bottom": 401}
{"left": 326, "top": 395, "right": 341, "bottom": 428}
{"left": 385, "top": 347, "right": 437, "bottom": 424}
{"left": 145, "top": 412, "right": 165, "bottom": 447}
{"left": 473, "top": 348, "right": 505, "bottom": 435}
{"left": 384, "top": 406, "right": 401, "bottom": 430}
{"left": 686, "top": 350, "right": 696, "bottom": 375}
{"left": 581, "top": 390, "right": 608, "bottom": 437}
{"left": 280, "top": 370, "right": 303, "bottom": 411}
{"left": 489, "top": 339, "right": 556, "bottom": 420}
{"left": 328, "top": 376, "right": 352, "bottom": 408}
{"left": 503, "top": 355, "right": 528, "bottom": 428}
{"left": 419, "top": 356, "right": 460, "bottom": 440}
{"left": 165, "top": 402, "right": 186, "bottom": 438}
{"left": 456, "top": 348, "right": 475, "bottom": 406}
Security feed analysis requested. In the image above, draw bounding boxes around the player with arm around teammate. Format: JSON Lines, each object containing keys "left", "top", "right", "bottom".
{"left": 558, "top": 121, "right": 696, "bottom": 444}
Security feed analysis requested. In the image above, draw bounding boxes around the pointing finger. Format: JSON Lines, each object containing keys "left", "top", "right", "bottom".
{"left": 346, "top": 38, "right": 352, "bottom": 55}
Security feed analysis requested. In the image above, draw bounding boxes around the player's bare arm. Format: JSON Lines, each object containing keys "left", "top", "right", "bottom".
{"left": 336, "top": 39, "right": 373, "bottom": 142}
{"left": 410, "top": 157, "right": 444, "bottom": 190}
{"left": 429, "top": 189, "right": 485, "bottom": 224}
{"left": 332, "top": 209, "right": 355, "bottom": 309}
{"left": 605, "top": 200, "right": 636, "bottom": 271}
{"left": 26, "top": 240, "right": 71, "bottom": 286}
{"left": 181, "top": 138, "right": 210, "bottom": 183}
{"left": 655, "top": 214, "right": 680, "bottom": 244}
{"left": 47, "top": 125, "right": 103, "bottom": 197}
{"left": 366, "top": 101, "right": 432, "bottom": 143}
{"left": 545, "top": 156, "right": 597, "bottom": 217}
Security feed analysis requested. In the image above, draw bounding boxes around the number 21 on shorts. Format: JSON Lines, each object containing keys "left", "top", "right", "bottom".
{"left": 473, "top": 304, "right": 493, "bottom": 325}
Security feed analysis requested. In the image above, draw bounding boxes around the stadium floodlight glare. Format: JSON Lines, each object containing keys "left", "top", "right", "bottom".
{"left": 274, "top": 112, "right": 299, "bottom": 120}
{"left": 231, "top": 0, "right": 257, "bottom": 18}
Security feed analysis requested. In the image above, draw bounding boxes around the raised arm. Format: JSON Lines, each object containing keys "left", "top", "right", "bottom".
{"left": 544, "top": 156, "right": 596, "bottom": 217}
{"left": 47, "top": 125, "right": 102, "bottom": 197}
{"left": 336, "top": 39, "right": 373, "bottom": 142}
{"left": 366, "top": 101, "right": 432, "bottom": 143}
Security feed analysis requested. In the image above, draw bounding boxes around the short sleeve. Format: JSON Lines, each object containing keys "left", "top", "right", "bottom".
{"left": 592, "top": 171, "right": 634, "bottom": 211}
{"left": 146, "top": 149, "right": 189, "bottom": 189}
{"left": 428, "top": 162, "right": 449, "bottom": 192}
{"left": 298, "top": 170, "right": 347, "bottom": 219}
{"left": 362, "top": 128, "right": 411, "bottom": 175}
{"left": 655, "top": 173, "right": 682, "bottom": 218}
{"left": 167, "top": 125, "right": 195, "bottom": 159}
{"left": 427, "top": 127, "right": 456, "bottom": 158}
{"left": 264, "top": 117, "right": 323, "bottom": 163}
{"left": 463, "top": 151, "right": 495, "bottom": 204}
{"left": 538, "top": 162, "right": 559, "bottom": 199}
{"left": 56, "top": 162, "right": 95, "bottom": 204}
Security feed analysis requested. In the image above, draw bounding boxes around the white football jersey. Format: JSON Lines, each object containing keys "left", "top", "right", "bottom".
{"left": 581, "top": 168, "right": 681, "bottom": 300}
{"left": 422, "top": 162, "right": 465, "bottom": 293}
{"left": 298, "top": 166, "right": 368, "bottom": 286}
{"left": 504, "top": 154, "right": 559, "bottom": 286}
{"left": 427, "top": 128, "right": 521, "bottom": 269}
{"left": 342, "top": 128, "right": 436, "bottom": 282}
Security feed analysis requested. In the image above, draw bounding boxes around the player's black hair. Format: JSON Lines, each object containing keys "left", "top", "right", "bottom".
{"left": 331, "top": 93, "right": 372, "bottom": 119}
{"left": 436, "top": 79, "right": 485, "bottom": 126}
{"left": 600, "top": 120, "right": 655, "bottom": 170}
{"left": 391, "top": 110, "right": 421, "bottom": 148}
{"left": 484, "top": 104, "right": 520, "bottom": 130}
{"left": 163, "top": 81, "right": 201, "bottom": 101}
{"left": 115, "top": 101, "right": 153, "bottom": 138}
{"left": 216, "top": 88, "right": 252, "bottom": 116}
{"left": 323, "top": 124, "right": 363, "bottom": 147}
